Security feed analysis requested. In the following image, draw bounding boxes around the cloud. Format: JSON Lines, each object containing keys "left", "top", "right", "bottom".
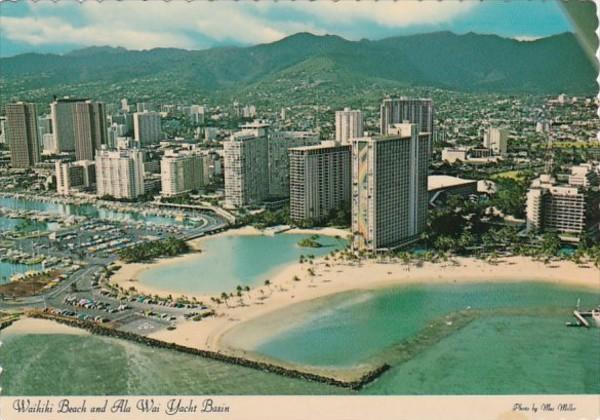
{"left": 513, "top": 35, "right": 543, "bottom": 42}
{"left": 0, "top": 2, "right": 478, "bottom": 52}
{"left": 284, "top": 2, "right": 478, "bottom": 29}
{"left": 0, "top": 15, "right": 195, "bottom": 50}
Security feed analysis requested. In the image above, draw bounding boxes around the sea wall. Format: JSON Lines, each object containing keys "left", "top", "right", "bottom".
{"left": 27, "top": 311, "right": 389, "bottom": 390}
{"left": 0, "top": 318, "right": 17, "bottom": 331}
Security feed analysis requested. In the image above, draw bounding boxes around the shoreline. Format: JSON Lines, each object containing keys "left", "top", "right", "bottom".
{"left": 144, "top": 253, "right": 599, "bottom": 356}
{"left": 0, "top": 317, "right": 90, "bottom": 336}
{"left": 107, "top": 226, "right": 600, "bottom": 359}
{"left": 110, "top": 225, "right": 351, "bottom": 299}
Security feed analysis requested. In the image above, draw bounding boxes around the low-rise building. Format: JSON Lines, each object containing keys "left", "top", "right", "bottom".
{"left": 526, "top": 173, "right": 600, "bottom": 239}
{"left": 55, "top": 160, "right": 96, "bottom": 195}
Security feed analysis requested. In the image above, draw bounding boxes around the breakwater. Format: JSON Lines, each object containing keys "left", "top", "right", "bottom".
{"left": 27, "top": 311, "right": 389, "bottom": 390}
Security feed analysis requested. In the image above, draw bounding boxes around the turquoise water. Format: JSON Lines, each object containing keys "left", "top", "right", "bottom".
{"left": 2, "top": 282, "right": 598, "bottom": 395}
{"left": 249, "top": 283, "right": 599, "bottom": 369}
{"left": 0, "top": 197, "right": 187, "bottom": 226}
{"left": 0, "top": 261, "right": 43, "bottom": 284}
{"left": 139, "top": 234, "right": 347, "bottom": 294}
{"left": 0, "top": 333, "right": 346, "bottom": 395}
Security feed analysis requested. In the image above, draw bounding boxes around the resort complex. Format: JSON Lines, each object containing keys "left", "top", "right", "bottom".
{"left": 0, "top": 1, "right": 599, "bottom": 402}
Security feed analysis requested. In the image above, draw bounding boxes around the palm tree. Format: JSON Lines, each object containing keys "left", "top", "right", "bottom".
{"left": 221, "top": 292, "right": 230, "bottom": 307}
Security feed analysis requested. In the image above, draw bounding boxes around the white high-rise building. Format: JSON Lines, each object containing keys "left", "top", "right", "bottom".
{"left": 289, "top": 142, "right": 351, "bottom": 223}
{"left": 95, "top": 149, "right": 145, "bottom": 199}
{"left": 483, "top": 127, "right": 508, "bottom": 156}
{"left": 224, "top": 122, "right": 269, "bottom": 207}
{"left": 160, "top": 151, "right": 205, "bottom": 197}
{"left": 268, "top": 131, "right": 320, "bottom": 198}
{"left": 55, "top": 160, "right": 96, "bottom": 195}
{"left": 352, "top": 123, "right": 430, "bottom": 251}
{"left": 133, "top": 111, "right": 162, "bottom": 145}
{"left": 335, "top": 108, "right": 364, "bottom": 145}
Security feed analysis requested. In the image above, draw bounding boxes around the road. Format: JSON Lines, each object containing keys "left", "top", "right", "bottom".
{"left": 0, "top": 204, "right": 228, "bottom": 335}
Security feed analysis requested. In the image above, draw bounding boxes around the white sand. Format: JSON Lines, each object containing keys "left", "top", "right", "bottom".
{"left": 110, "top": 226, "right": 351, "bottom": 299}
{"left": 147, "top": 254, "right": 599, "bottom": 355}
{"left": 1, "top": 317, "right": 89, "bottom": 336}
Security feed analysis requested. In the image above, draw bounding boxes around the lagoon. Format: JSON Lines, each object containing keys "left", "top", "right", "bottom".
{"left": 139, "top": 233, "right": 347, "bottom": 295}
{"left": 2, "top": 282, "right": 598, "bottom": 395}
{"left": 227, "top": 283, "right": 600, "bottom": 394}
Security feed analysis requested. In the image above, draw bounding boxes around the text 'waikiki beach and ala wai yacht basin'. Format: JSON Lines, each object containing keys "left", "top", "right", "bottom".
{"left": 0, "top": 0, "right": 599, "bottom": 408}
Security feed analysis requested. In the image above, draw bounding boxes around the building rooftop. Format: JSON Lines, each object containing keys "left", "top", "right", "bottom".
{"left": 428, "top": 175, "right": 477, "bottom": 191}
{"left": 289, "top": 141, "right": 347, "bottom": 152}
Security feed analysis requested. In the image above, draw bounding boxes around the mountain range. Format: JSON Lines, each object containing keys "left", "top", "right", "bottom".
{"left": 0, "top": 31, "right": 596, "bottom": 106}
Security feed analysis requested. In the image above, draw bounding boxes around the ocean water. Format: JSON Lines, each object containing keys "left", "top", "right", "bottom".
{"left": 249, "top": 283, "right": 599, "bottom": 368}
{"left": 0, "top": 333, "right": 346, "bottom": 395}
{"left": 2, "top": 282, "right": 598, "bottom": 395}
{"left": 138, "top": 233, "right": 347, "bottom": 295}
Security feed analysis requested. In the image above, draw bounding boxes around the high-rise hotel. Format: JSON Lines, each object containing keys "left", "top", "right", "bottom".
{"left": 5, "top": 102, "right": 41, "bottom": 168}
{"left": 95, "top": 149, "right": 145, "bottom": 200}
{"left": 380, "top": 97, "right": 433, "bottom": 136}
{"left": 133, "top": 111, "right": 162, "bottom": 145}
{"left": 289, "top": 142, "right": 351, "bottom": 223}
{"left": 223, "top": 121, "right": 269, "bottom": 207}
{"left": 160, "top": 151, "right": 205, "bottom": 197}
{"left": 352, "top": 123, "right": 429, "bottom": 251}
{"left": 51, "top": 98, "right": 107, "bottom": 159}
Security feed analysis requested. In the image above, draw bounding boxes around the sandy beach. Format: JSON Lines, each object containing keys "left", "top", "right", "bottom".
{"left": 108, "top": 226, "right": 600, "bottom": 358}
{"left": 110, "top": 225, "right": 351, "bottom": 299}
{"left": 146, "top": 250, "right": 599, "bottom": 356}
{"left": 1, "top": 317, "right": 90, "bottom": 336}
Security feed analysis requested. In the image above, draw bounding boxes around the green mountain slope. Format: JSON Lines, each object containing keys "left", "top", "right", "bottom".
{"left": 0, "top": 31, "right": 595, "bottom": 107}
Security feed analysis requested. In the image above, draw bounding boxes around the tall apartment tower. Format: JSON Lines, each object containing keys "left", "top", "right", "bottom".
{"left": 51, "top": 98, "right": 106, "bottom": 158}
{"left": 160, "top": 151, "right": 205, "bottom": 197}
{"left": 352, "top": 123, "right": 429, "bottom": 252}
{"left": 51, "top": 98, "right": 78, "bottom": 152}
{"left": 73, "top": 101, "right": 107, "bottom": 160}
{"left": 95, "top": 149, "right": 145, "bottom": 199}
{"left": 224, "top": 127, "right": 269, "bottom": 208}
{"left": 268, "top": 131, "right": 320, "bottom": 198}
{"left": 5, "top": 102, "right": 41, "bottom": 168}
{"left": 289, "top": 142, "right": 351, "bottom": 223}
{"left": 380, "top": 97, "right": 433, "bottom": 136}
{"left": 483, "top": 127, "right": 508, "bottom": 156}
{"left": 335, "top": 108, "right": 364, "bottom": 145}
{"left": 133, "top": 111, "right": 162, "bottom": 145}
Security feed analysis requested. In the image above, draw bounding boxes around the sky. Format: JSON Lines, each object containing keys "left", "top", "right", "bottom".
{"left": 0, "top": 1, "right": 575, "bottom": 57}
